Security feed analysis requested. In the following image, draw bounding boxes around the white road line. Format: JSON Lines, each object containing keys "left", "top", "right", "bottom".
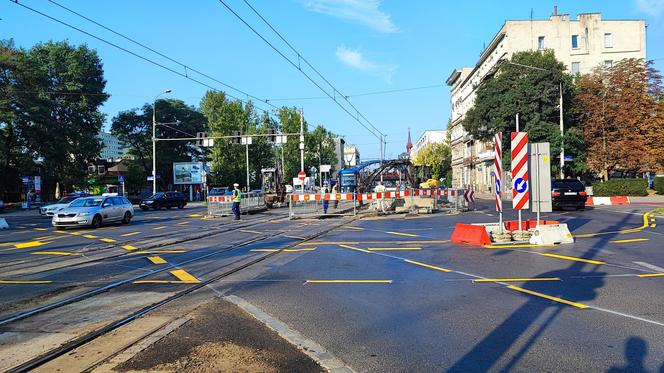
{"left": 633, "top": 261, "right": 664, "bottom": 272}
{"left": 588, "top": 306, "right": 664, "bottom": 327}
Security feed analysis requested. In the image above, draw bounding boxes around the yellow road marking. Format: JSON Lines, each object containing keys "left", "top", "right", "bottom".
{"left": 305, "top": 280, "right": 392, "bottom": 284}
{"left": 153, "top": 226, "right": 167, "bottom": 230}
{"left": 176, "top": 221, "right": 190, "bottom": 225}
{"left": 250, "top": 248, "right": 316, "bottom": 252}
{"left": 133, "top": 280, "right": 198, "bottom": 284}
{"left": 32, "top": 251, "right": 80, "bottom": 256}
{"left": 0, "top": 280, "right": 52, "bottom": 284}
{"left": 170, "top": 269, "right": 200, "bottom": 283}
{"left": 611, "top": 238, "right": 649, "bottom": 243}
{"left": 404, "top": 259, "right": 452, "bottom": 272}
{"left": 302, "top": 240, "right": 451, "bottom": 246}
{"left": 33, "top": 228, "right": 49, "bottom": 231}
{"left": 638, "top": 273, "right": 664, "bottom": 278}
{"left": 120, "top": 232, "right": 140, "bottom": 237}
{"left": 506, "top": 285, "right": 588, "bottom": 309}
{"left": 122, "top": 245, "right": 138, "bottom": 251}
{"left": 540, "top": 253, "right": 604, "bottom": 265}
{"left": 133, "top": 250, "right": 186, "bottom": 254}
{"left": 484, "top": 244, "right": 555, "bottom": 249}
{"left": 99, "top": 238, "right": 116, "bottom": 243}
{"left": 188, "top": 214, "right": 202, "bottom": 217}
{"left": 651, "top": 224, "right": 657, "bottom": 228}
{"left": 576, "top": 212, "right": 650, "bottom": 238}
{"left": 147, "top": 256, "right": 167, "bottom": 264}
{"left": 283, "top": 235, "right": 305, "bottom": 240}
{"left": 240, "top": 229, "right": 261, "bottom": 234}
{"left": 338, "top": 244, "right": 372, "bottom": 254}
{"left": 82, "top": 234, "right": 98, "bottom": 239}
{"left": 14, "top": 241, "right": 48, "bottom": 249}
{"left": 367, "top": 247, "right": 422, "bottom": 251}
{"left": 53, "top": 230, "right": 68, "bottom": 234}
{"left": 385, "top": 231, "right": 419, "bottom": 237}
{"left": 68, "top": 231, "right": 82, "bottom": 236}
{"left": 474, "top": 277, "right": 560, "bottom": 283}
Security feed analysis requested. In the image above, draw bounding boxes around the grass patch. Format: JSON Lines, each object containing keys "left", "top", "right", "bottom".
{"left": 652, "top": 207, "right": 664, "bottom": 216}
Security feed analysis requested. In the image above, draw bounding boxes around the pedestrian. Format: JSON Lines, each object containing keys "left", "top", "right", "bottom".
{"left": 195, "top": 189, "right": 201, "bottom": 201}
{"left": 331, "top": 181, "right": 338, "bottom": 209}
{"left": 322, "top": 181, "right": 330, "bottom": 214}
{"left": 232, "top": 183, "right": 241, "bottom": 220}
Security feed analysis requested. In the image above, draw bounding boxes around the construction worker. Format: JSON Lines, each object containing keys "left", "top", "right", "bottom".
{"left": 374, "top": 182, "right": 386, "bottom": 213}
{"left": 331, "top": 181, "right": 339, "bottom": 209}
{"left": 232, "top": 183, "right": 241, "bottom": 220}
{"left": 322, "top": 181, "right": 330, "bottom": 214}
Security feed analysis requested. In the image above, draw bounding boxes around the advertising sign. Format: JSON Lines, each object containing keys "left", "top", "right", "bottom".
{"left": 173, "top": 162, "right": 203, "bottom": 184}
{"left": 34, "top": 176, "right": 42, "bottom": 194}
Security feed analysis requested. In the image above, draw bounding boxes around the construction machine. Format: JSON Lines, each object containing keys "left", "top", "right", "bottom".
{"left": 261, "top": 167, "right": 287, "bottom": 208}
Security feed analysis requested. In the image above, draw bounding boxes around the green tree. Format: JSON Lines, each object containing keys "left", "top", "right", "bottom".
{"left": 111, "top": 99, "right": 205, "bottom": 190}
{"left": 462, "top": 50, "right": 584, "bottom": 176}
{"left": 412, "top": 143, "right": 452, "bottom": 180}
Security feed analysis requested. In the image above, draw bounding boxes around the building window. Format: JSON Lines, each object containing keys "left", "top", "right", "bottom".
{"left": 97, "top": 165, "right": 106, "bottom": 175}
{"left": 604, "top": 33, "right": 613, "bottom": 48}
{"left": 538, "top": 36, "right": 545, "bottom": 50}
{"left": 571, "top": 35, "right": 578, "bottom": 49}
{"left": 571, "top": 62, "right": 580, "bottom": 75}
{"left": 604, "top": 60, "right": 613, "bottom": 69}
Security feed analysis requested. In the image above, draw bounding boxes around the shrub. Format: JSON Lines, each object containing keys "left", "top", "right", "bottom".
{"left": 592, "top": 179, "right": 648, "bottom": 196}
{"left": 654, "top": 176, "right": 664, "bottom": 195}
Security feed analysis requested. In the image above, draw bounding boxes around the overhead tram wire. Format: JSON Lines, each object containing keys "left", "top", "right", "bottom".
{"left": 44, "top": 0, "right": 277, "bottom": 112}
{"left": 265, "top": 84, "right": 444, "bottom": 102}
{"left": 216, "top": 0, "right": 383, "bottom": 141}
{"left": 10, "top": 0, "right": 276, "bottom": 116}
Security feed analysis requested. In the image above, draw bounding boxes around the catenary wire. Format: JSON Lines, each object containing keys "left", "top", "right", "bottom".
{"left": 265, "top": 84, "right": 444, "bottom": 101}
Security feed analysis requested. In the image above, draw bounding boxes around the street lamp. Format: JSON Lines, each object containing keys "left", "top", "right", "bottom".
{"left": 509, "top": 62, "right": 565, "bottom": 178}
{"left": 152, "top": 89, "right": 172, "bottom": 194}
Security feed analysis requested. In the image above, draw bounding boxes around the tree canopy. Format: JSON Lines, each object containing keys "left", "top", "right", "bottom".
{"left": 412, "top": 143, "right": 452, "bottom": 180}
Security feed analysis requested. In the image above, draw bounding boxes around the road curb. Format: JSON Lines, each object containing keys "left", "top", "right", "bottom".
{"left": 224, "top": 294, "right": 355, "bottom": 373}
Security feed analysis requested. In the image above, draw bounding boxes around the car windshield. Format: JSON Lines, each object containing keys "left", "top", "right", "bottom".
{"left": 553, "top": 180, "right": 585, "bottom": 191}
{"left": 69, "top": 198, "right": 103, "bottom": 207}
{"left": 58, "top": 196, "right": 77, "bottom": 204}
{"left": 149, "top": 193, "right": 165, "bottom": 199}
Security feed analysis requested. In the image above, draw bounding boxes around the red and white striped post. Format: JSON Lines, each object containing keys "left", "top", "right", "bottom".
{"left": 511, "top": 132, "right": 530, "bottom": 231}
{"left": 494, "top": 132, "right": 503, "bottom": 231}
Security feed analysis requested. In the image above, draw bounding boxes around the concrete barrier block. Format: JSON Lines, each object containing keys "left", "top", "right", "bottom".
{"left": 529, "top": 223, "right": 574, "bottom": 245}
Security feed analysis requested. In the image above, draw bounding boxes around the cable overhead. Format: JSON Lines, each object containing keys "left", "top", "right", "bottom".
{"left": 216, "top": 0, "right": 383, "bottom": 141}
{"left": 266, "top": 84, "right": 444, "bottom": 101}
{"left": 45, "top": 0, "right": 277, "bottom": 111}
{"left": 10, "top": 0, "right": 275, "bottom": 115}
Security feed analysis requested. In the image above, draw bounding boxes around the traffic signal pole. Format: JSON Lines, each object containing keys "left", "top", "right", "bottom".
{"left": 300, "top": 108, "right": 305, "bottom": 174}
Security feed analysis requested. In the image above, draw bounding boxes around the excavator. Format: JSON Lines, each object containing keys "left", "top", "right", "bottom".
{"left": 261, "top": 167, "right": 287, "bottom": 208}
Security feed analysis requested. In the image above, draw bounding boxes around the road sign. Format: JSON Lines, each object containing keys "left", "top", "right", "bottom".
{"left": 297, "top": 171, "right": 306, "bottom": 181}
{"left": 514, "top": 177, "right": 527, "bottom": 193}
{"left": 464, "top": 189, "right": 475, "bottom": 204}
{"left": 118, "top": 175, "right": 125, "bottom": 183}
{"left": 320, "top": 165, "right": 331, "bottom": 173}
{"left": 494, "top": 132, "right": 502, "bottom": 212}
{"left": 511, "top": 132, "right": 530, "bottom": 210}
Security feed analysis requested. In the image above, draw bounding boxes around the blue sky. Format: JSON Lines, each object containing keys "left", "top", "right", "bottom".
{"left": 3, "top": 0, "right": 663, "bottom": 159}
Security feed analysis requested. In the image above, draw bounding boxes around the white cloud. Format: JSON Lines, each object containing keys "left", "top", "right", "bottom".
{"left": 635, "top": 0, "right": 664, "bottom": 17}
{"left": 302, "top": 0, "right": 398, "bottom": 33}
{"left": 336, "top": 45, "right": 397, "bottom": 82}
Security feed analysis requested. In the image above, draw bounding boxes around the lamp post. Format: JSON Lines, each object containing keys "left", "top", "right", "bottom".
{"left": 509, "top": 62, "right": 565, "bottom": 178}
{"left": 152, "top": 89, "right": 172, "bottom": 194}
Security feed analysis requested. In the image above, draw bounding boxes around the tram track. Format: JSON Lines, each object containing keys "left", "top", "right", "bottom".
{"left": 2, "top": 215, "right": 355, "bottom": 372}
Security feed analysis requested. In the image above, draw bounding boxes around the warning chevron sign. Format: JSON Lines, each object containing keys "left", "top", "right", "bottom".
{"left": 511, "top": 132, "right": 529, "bottom": 210}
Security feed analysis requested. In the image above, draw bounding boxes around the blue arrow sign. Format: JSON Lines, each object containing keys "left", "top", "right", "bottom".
{"left": 514, "top": 177, "right": 528, "bottom": 193}
{"left": 495, "top": 179, "right": 501, "bottom": 195}
{"left": 118, "top": 175, "right": 125, "bottom": 183}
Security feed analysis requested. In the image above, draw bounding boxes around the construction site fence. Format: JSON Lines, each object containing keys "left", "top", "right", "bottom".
{"left": 207, "top": 192, "right": 266, "bottom": 217}
{"left": 288, "top": 188, "right": 471, "bottom": 219}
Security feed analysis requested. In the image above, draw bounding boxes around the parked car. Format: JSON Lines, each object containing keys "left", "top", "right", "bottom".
{"left": 139, "top": 192, "right": 187, "bottom": 211}
{"left": 52, "top": 196, "right": 134, "bottom": 228}
{"left": 40, "top": 195, "right": 82, "bottom": 216}
{"left": 419, "top": 178, "right": 440, "bottom": 189}
{"left": 209, "top": 187, "right": 231, "bottom": 196}
{"left": 551, "top": 179, "right": 588, "bottom": 210}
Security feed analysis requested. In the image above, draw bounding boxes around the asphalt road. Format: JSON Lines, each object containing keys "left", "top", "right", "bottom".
{"left": 1, "top": 200, "right": 663, "bottom": 372}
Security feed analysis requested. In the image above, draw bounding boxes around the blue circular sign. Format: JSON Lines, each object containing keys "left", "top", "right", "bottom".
{"left": 514, "top": 177, "right": 528, "bottom": 193}
{"left": 495, "top": 179, "right": 501, "bottom": 195}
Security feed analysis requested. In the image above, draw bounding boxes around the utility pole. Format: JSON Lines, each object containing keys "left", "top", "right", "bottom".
{"left": 246, "top": 141, "right": 250, "bottom": 192}
{"left": 299, "top": 107, "right": 305, "bottom": 173}
{"left": 380, "top": 135, "right": 384, "bottom": 183}
{"left": 559, "top": 82, "right": 564, "bottom": 179}
{"left": 152, "top": 89, "right": 171, "bottom": 194}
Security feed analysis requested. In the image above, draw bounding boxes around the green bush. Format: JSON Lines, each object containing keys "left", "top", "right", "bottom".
{"left": 654, "top": 176, "right": 664, "bottom": 195}
{"left": 592, "top": 179, "right": 648, "bottom": 196}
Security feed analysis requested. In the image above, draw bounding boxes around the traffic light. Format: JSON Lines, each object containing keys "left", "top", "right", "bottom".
{"left": 232, "top": 130, "right": 241, "bottom": 144}
{"left": 268, "top": 127, "right": 276, "bottom": 143}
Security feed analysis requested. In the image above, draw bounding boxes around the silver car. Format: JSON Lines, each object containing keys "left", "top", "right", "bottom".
{"left": 40, "top": 196, "right": 80, "bottom": 216}
{"left": 52, "top": 196, "right": 134, "bottom": 228}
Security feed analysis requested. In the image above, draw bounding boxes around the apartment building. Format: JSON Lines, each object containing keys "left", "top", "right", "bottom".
{"left": 446, "top": 9, "right": 646, "bottom": 191}
{"left": 99, "top": 132, "right": 130, "bottom": 161}
{"left": 410, "top": 130, "right": 447, "bottom": 160}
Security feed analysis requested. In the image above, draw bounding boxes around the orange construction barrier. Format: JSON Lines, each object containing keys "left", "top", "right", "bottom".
{"left": 503, "top": 220, "right": 559, "bottom": 232}
{"left": 610, "top": 196, "right": 629, "bottom": 205}
{"left": 451, "top": 224, "right": 491, "bottom": 246}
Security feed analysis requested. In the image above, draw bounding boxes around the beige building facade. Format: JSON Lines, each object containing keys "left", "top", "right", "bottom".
{"left": 446, "top": 10, "right": 646, "bottom": 191}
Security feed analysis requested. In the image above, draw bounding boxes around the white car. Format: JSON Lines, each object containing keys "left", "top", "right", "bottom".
{"left": 52, "top": 196, "right": 134, "bottom": 228}
{"left": 40, "top": 196, "right": 81, "bottom": 216}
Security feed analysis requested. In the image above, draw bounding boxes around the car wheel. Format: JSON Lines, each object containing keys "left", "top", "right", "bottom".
{"left": 122, "top": 211, "right": 132, "bottom": 224}
{"left": 91, "top": 214, "right": 102, "bottom": 228}
{"left": 178, "top": 203, "right": 185, "bottom": 209}
{"left": 154, "top": 203, "right": 161, "bottom": 210}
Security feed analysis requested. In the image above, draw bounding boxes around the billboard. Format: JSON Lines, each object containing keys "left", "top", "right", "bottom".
{"left": 173, "top": 162, "right": 203, "bottom": 184}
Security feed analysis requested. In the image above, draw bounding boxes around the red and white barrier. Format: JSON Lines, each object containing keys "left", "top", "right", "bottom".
{"left": 208, "top": 195, "right": 234, "bottom": 203}
{"left": 289, "top": 188, "right": 466, "bottom": 203}
{"left": 585, "top": 196, "right": 631, "bottom": 206}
